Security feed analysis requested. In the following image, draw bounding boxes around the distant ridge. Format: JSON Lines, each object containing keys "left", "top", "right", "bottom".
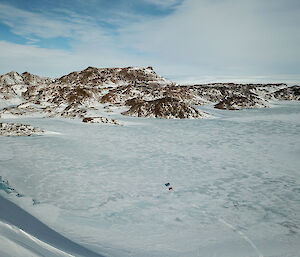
{"left": 0, "top": 66, "right": 299, "bottom": 123}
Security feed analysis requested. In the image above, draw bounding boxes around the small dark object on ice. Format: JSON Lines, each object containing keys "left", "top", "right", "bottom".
{"left": 165, "top": 182, "right": 173, "bottom": 191}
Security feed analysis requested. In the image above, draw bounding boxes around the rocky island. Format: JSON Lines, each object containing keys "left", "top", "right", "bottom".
{"left": 122, "top": 97, "right": 209, "bottom": 119}
{"left": 0, "top": 66, "right": 299, "bottom": 126}
{"left": 0, "top": 123, "right": 45, "bottom": 137}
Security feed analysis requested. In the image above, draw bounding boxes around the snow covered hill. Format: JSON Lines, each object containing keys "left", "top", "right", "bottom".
{"left": 214, "top": 95, "right": 268, "bottom": 110}
{"left": 0, "top": 67, "right": 299, "bottom": 125}
{"left": 122, "top": 97, "right": 210, "bottom": 119}
{"left": 57, "top": 66, "right": 171, "bottom": 88}
{"left": 266, "top": 85, "right": 300, "bottom": 100}
{"left": 0, "top": 123, "right": 45, "bottom": 137}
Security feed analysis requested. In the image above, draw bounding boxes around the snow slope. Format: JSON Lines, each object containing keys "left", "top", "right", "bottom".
{"left": 0, "top": 196, "right": 104, "bottom": 257}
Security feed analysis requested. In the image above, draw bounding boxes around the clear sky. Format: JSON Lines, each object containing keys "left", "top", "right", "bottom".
{"left": 0, "top": 0, "right": 299, "bottom": 83}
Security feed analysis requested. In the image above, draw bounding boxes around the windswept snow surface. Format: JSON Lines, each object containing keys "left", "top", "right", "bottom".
{"left": 0, "top": 196, "right": 104, "bottom": 257}
{"left": 1, "top": 102, "right": 300, "bottom": 257}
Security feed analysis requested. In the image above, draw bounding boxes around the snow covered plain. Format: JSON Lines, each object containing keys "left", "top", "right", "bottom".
{"left": 0, "top": 101, "right": 300, "bottom": 257}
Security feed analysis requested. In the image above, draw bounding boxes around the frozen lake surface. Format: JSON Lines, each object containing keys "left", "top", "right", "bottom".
{"left": 1, "top": 101, "right": 300, "bottom": 257}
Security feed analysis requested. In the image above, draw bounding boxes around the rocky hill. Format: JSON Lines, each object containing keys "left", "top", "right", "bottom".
{"left": 214, "top": 95, "right": 268, "bottom": 110}
{"left": 266, "top": 85, "right": 300, "bottom": 101}
{"left": 57, "top": 66, "right": 171, "bottom": 88}
{"left": 0, "top": 71, "right": 51, "bottom": 100}
{"left": 0, "top": 123, "right": 45, "bottom": 136}
{"left": 122, "top": 97, "right": 209, "bottom": 119}
{"left": 0, "top": 67, "right": 299, "bottom": 125}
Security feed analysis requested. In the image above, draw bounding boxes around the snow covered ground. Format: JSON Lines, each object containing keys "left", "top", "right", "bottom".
{"left": 0, "top": 101, "right": 300, "bottom": 257}
{"left": 0, "top": 196, "right": 104, "bottom": 257}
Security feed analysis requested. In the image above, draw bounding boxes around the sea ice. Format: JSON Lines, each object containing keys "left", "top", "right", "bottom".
{"left": 0, "top": 101, "right": 300, "bottom": 257}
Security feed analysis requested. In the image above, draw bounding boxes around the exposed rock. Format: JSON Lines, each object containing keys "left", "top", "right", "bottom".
{"left": 57, "top": 66, "right": 171, "bottom": 88}
{"left": 214, "top": 96, "right": 268, "bottom": 110}
{"left": 188, "top": 83, "right": 287, "bottom": 103}
{"left": 0, "top": 123, "right": 45, "bottom": 136}
{"left": 125, "top": 97, "right": 145, "bottom": 106}
{"left": 21, "top": 72, "right": 52, "bottom": 86}
{"left": 266, "top": 85, "right": 300, "bottom": 100}
{"left": 0, "top": 68, "right": 298, "bottom": 122}
{"left": 122, "top": 97, "right": 208, "bottom": 119}
{"left": 0, "top": 71, "right": 51, "bottom": 101}
{"left": 100, "top": 85, "right": 141, "bottom": 104}
{"left": 0, "top": 71, "right": 24, "bottom": 86}
{"left": 82, "top": 116, "right": 121, "bottom": 125}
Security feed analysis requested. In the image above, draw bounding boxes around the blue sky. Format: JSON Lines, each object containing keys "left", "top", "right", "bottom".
{"left": 0, "top": 0, "right": 299, "bottom": 83}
